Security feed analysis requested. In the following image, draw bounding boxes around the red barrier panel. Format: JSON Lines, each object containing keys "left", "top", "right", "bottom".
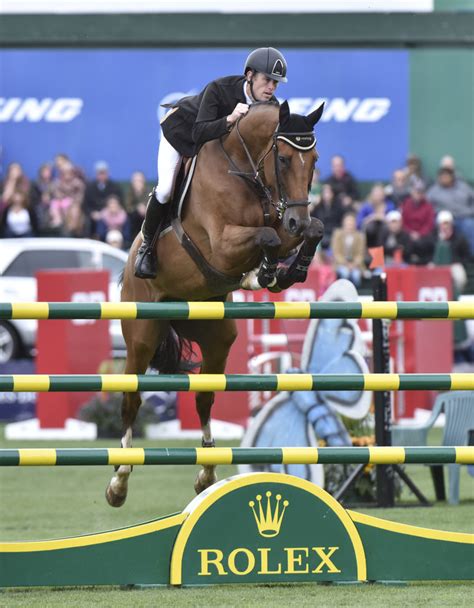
{"left": 36, "top": 270, "right": 111, "bottom": 428}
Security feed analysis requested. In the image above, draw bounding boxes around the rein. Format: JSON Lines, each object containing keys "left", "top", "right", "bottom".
{"left": 221, "top": 115, "right": 316, "bottom": 225}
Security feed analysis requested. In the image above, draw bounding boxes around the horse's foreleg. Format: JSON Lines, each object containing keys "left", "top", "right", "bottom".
{"left": 240, "top": 227, "right": 281, "bottom": 290}
{"left": 106, "top": 318, "right": 166, "bottom": 507}
{"left": 190, "top": 318, "right": 238, "bottom": 494}
{"left": 274, "top": 217, "right": 324, "bottom": 291}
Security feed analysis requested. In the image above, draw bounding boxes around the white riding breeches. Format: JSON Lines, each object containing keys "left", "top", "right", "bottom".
{"left": 156, "top": 134, "right": 182, "bottom": 204}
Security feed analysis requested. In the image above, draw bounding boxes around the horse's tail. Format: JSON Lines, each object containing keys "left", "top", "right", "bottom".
{"left": 149, "top": 325, "right": 197, "bottom": 373}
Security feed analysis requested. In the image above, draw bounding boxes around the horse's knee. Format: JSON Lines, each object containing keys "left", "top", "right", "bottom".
{"left": 306, "top": 217, "right": 324, "bottom": 242}
{"left": 256, "top": 227, "right": 281, "bottom": 252}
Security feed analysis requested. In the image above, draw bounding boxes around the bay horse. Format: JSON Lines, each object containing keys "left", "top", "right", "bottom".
{"left": 106, "top": 100, "right": 325, "bottom": 507}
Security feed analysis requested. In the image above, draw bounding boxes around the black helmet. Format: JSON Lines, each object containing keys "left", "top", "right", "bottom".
{"left": 244, "top": 47, "right": 288, "bottom": 83}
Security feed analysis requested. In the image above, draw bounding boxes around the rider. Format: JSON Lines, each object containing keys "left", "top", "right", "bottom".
{"left": 134, "top": 47, "right": 288, "bottom": 279}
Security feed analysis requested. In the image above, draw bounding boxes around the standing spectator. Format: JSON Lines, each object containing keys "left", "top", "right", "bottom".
{"left": 310, "top": 183, "right": 345, "bottom": 250}
{"left": 125, "top": 171, "right": 149, "bottom": 242}
{"left": 30, "top": 163, "right": 55, "bottom": 234}
{"left": 0, "top": 162, "right": 30, "bottom": 210}
{"left": 49, "top": 161, "right": 85, "bottom": 233}
{"left": 0, "top": 190, "right": 38, "bottom": 237}
{"left": 325, "top": 155, "right": 359, "bottom": 208}
{"left": 430, "top": 210, "right": 471, "bottom": 294}
{"left": 95, "top": 195, "right": 130, "bottom": 243}
{"left": 384, "top": 169, "right": 410, "bottom": 208}
{"left": 400, "top": 180, "right": 435, "bottom": 264}
{"left": 404, "top": 154, "right": 427, "bottom": 190}
{"left": 54, "top": 153, "right": 86, "bottom": 183}
{"left": 383, "top": 210, "right": 413, "bottom": 264}
{"left": 308, "top": 168, "right": 322, "bottom": 209}
{"left": 330, "top": 212, "right": 366, "bottom": 288}
{"left": 83, "top": 161, "right": 123, "bottom": 237}
{"left": 427, "top": 167, "right": 474, "bottom": 257}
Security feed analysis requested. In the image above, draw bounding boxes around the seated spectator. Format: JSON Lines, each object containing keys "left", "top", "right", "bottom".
{"left": 325, "top": 155, "right": 359, "bottom": 208}
{"left": 427, "top": 167, "right": 474, "bottom": 256}
{"left": 357, "top": 183, "right": 395, "bottom": 230}
{"left": 330, "top": 213, "right": 366, "bottom": 288}
{"left": 430, "top": 210, "right": 470, "bottom": 294}
{"left": 125, "top": 171, "right": 149, "bottom": 242}
{"left": 95, "top": 195, "right": 130, "bottom": 243}
{"left": 383, "top": 210, "right": 413, "bottom": 264}
{"left": 83, "top": 161, "right": 123, "bottom": 237}
{"left": 404, "top": 153, "right": 427, "bottom": 190}
{"left": 310, "top": 183, "right": 345, "bottom": 250}
{"left": 105, "top": 229, "right": 125, "bottom": 250}
{"left": 0, "top": 162, "right": 30, "bottom": 210}
{"left": 49, "top": 161, "right": 85, "bottom": 232}
{"left": 384, "top": 169, "right": 410, "bottom": 208}
{"left": 400, "top": 179, "right": 435, "bottom": 264}
{"left": 0, "top": 190, "right": 38, "bottom": 237}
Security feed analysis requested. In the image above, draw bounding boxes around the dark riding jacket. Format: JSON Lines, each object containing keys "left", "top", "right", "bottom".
{"left": 161, "top": 75, "right": 252, "bottom": 157}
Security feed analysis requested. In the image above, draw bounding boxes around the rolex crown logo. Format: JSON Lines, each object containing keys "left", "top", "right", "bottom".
{"left": 249, "top": 491, "right": 289, "bottom": 538}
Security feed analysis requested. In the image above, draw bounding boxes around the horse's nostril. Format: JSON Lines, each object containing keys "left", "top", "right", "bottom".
{"left": 289, "top": 218, "right": 297, "bottom": 233}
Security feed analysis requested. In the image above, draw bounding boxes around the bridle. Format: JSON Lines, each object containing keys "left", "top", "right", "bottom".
{"left": 220, "top": 115, "right": 316, "bottom": 226}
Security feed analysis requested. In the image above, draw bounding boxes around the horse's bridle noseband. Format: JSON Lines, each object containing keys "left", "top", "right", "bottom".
{"left": 220, "top": 116, "right": 316, "bottom": 226}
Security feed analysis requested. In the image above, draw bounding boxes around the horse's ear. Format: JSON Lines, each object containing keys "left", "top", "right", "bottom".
{"left": 279, "top": 100, "right": 290, "bottom": 127}
{"left": 307, "top": 102, "right": 324, "bottom": 127}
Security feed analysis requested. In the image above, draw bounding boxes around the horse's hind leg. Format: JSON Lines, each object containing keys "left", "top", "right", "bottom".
{"left": 174, "top": 316, "right": 237, "bottom": 494}
{"left": 106, "top": 318, "right": 166, "bottom": 507}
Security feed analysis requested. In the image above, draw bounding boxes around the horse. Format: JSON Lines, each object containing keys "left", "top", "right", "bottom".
{"left": 106, "top": 100, "right": 325, "bottom": 507}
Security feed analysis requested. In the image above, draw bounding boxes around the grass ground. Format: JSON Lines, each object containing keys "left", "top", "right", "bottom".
{"left": 0, "top": 427, "right": 473, "bottom": 607}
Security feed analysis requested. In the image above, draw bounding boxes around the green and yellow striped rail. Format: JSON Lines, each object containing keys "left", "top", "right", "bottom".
{"left": 0, "top": 373, "right": 473, "bottom": 392}
{"left": 1, "top": 301, "right": 473, "bottom": 320}
{"left": 0, "top": 447, "right": 472, "bottom": 466}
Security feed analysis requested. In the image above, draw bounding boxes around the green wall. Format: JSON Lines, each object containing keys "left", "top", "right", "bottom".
{"left": 410, "top": 49, "right": 474, "bottom": 182}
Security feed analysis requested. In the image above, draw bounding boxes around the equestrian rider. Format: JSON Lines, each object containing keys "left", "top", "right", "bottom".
{"left": 134, "top": 47, "right": 288, "bottom": 279}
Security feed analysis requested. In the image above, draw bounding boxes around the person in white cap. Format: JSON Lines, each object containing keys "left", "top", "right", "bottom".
{"left": 431, "top": 210, "right": 470, "bottom": 293}
{"left": 383, "top": 210, "right": 413, "bottom": 264}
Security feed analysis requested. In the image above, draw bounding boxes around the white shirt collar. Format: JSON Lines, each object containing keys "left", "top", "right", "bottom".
{"left": 243, "top": 81, "right": 254, "bottom": 105}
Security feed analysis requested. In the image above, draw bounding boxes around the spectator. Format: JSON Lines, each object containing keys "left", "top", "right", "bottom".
{"left": 404, "top": 153, "right": 427, "bottom": 190}
{"left": 430, "top": 210, "right": 471, "bottom": 294}
{"left": 83, "top": 161, "right": 123, "bottom": 237}
{"left": 310, "top": 183, "right": 345, "bottom": 250}
{"left": 357, "top": 184, "right": 395, "bottom": 230}
{"left": 383, "top": 210, "right": 413, "bottom": 264}
{"left": 106, "top": 229, "right": 125, "bottom": 250}
{"left": 49, "top": 161, "right": 85, "bottom": 233}
{"left": 30, "top": 163, "right": 55, "bottom": 234}
{"left": 54, "top": 152, "right": 86, "bottom": 183}
{"left": 125, "top": 171, "right": 149, "bottom": 242}
{"left": 400, "top": 179, "right": 435, "bottom": 264}
{"left": 325, "top": 155, "right": 359, "bottom": 208}
{"left": 384, "top": 169, "right": 410, "bottom": 208}
{"left": 0, "top": 190, "right": 38, "bottom": 237}
{"left": 308, "top": 168, "right": 322, "bottom": 209}
{"left": 427, "top": 167, "right": 474, "bottom": 257}
{"left": 330, "top": 212, "right": 366, "bottom": 288}
{"left": 95, "top": 195, "right": 130, "bottom": 243}
{"left": 0, "top": 162, "right": 30, "bottom": 209}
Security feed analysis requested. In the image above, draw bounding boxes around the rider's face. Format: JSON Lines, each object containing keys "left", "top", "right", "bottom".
{"left": 248, "top": 72, "right": 278, "bottom": 101}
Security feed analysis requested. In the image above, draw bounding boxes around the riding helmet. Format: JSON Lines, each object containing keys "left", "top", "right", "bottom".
{"left": 244, "top": 47, "right": 288, "bottom": 83}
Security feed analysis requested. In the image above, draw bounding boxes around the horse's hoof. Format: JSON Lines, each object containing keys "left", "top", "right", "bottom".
{"left": 105, "top": 483, "right": 127, "bottom": 508}
{"left": 194, "top": 470, "right": 218, "bottom": 495}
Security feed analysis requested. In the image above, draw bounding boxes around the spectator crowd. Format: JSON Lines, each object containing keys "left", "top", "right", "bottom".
{"left": 1, "top": 150, "right": 473, "bottom": 293}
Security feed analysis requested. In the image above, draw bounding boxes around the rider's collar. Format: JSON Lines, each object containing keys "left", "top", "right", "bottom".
{"left": 243, "top": 80, "right": 254, "bottom": 105}
{"left": 276, "top": 132, "right": 316, "bottom": 151}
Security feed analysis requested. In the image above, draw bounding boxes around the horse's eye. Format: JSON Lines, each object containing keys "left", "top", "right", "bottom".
{"left": 278, "top": 155, "right": 290, "bottom": 167}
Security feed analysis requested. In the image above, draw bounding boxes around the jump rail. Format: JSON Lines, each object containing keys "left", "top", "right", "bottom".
{"left": 0, "top": 301, "right": 472, "bottom": 320}
{"left": 1, "top": 446, "right": 473, "bottom": 466}
{"left": 1, "top": 373, "right": 473, "bottom": 392}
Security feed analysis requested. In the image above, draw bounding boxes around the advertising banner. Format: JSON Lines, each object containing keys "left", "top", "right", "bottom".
{"left": 0, "top": 48, "right": 408, "bottom": 181}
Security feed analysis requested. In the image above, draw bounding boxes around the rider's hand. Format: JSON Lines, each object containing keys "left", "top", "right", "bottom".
{"left": 226, "top": 103, "right": 249, "bottom": 126}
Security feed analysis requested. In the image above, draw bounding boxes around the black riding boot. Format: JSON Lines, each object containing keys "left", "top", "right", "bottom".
{"left": 134, "top": 191, "right": 167, "bottom": 279}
